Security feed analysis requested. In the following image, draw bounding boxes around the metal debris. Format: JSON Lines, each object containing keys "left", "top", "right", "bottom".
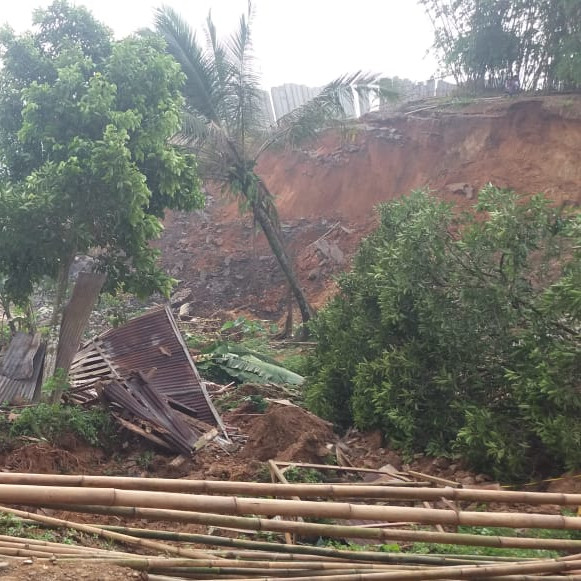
{"left": 102, "top": 371, "right": 207, "bottom": 456}
{"left": 70, "top": 305, "right": 225, "bottom": 433}
{"left": 0, "top": 333, "right": 46, "bottom": 405}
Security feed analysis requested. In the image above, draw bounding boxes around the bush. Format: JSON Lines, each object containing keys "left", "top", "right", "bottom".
{"left": 306, "top": 187, "right": 580, "bottom": 481}
{"left": 10, "top": 404, "right": 117, "bottom": 448}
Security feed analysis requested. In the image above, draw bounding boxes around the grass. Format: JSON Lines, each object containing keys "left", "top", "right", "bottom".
{"left": 0, "top": 514, "right": 77, "bottom": 545}
{"left": 405, "top": 525, "right": 581, "bottom": 559}
{"left": 320, "top": 525, "right": 581, "bottom": 560}
{"left": 7, "top": 403, "right": 117, "bottom": 449}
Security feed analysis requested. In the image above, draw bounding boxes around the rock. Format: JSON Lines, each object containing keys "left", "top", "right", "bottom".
{"left": 170, "top": 288, "right": 193, "bottom": 308}
{"left": 307, "top": 268, "right": 321, "bottom": 281}
{"left": 445, "top": 182, "right": 475, "bottom": 200}
{"left": 178, "top": 302, "right": 194, "bottom": 319}
{"left": 170, "top": 261, "right": 184, "bottom": 275}
{"left": 328, "top": 242, "right": 345, "bottom": 265}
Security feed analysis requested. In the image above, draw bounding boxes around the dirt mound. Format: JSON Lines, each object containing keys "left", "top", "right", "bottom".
{"left": 3, "top": 443, "right": 90, "bottom": 474}
{"left": 240, "top": 403, "right": 336, "bottom": 462}
{"left": 546, "top": 472, "right": 581, "bottom": 494}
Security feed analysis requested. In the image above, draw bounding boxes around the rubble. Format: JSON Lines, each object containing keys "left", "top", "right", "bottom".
{"left": 68, "top": 306, "right": 226, "bottom": 455}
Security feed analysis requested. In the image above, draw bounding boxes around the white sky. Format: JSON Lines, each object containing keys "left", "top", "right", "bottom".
{"left": 5, "top": 0, "right": 439, "bottom": 89}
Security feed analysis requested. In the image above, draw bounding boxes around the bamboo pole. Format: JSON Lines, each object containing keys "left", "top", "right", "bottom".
{"left": 405, "top": 471, "right": 461, "bottom": 488}
{"left": 88, "top": 524, "right": 513, "bottom": 566}
{"left": 6, "top": 485, "right": 581, "bottom": 530}
{"left": 1, "top": 472, "right": 580, "bottom": 506}
{"left": 0, "top": 505, "right": 215, "bottom": 560}
{"left": 0, "top": 473, "right": 432, "bottom": 495}
{"left": 0, "top": 535, "right": 137, "bottom": 560}
{"left": 269, "top": 459, "right": 302, "bottom": 545}
{"left": 43, "top": 504, "right": 581, "bottom": 552}
{"left": 191, "top": 558, "right": 581, "bottom": 580}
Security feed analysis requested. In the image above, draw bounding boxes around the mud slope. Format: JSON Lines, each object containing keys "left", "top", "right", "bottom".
{"left": 159, "top": 96, "right": 581, "bottom": 320}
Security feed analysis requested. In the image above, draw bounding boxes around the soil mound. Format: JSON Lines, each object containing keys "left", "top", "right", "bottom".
{"left": 240, "top": 403, "right": 336, "bottom": 462}
{"left": 3, "top": 442, "right": 89, "bottom": 474}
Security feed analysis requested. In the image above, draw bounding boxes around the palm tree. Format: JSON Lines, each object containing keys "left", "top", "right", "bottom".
{"left": 154, "top": 3, "right": 395, "bottom": 330}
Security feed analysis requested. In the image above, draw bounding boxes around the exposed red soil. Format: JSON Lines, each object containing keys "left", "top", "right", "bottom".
{"left": 157, "top": 95, "right": 581, "bottom": 322}
{"left": 240, "top": 403, "right": 336, "bottom": 463}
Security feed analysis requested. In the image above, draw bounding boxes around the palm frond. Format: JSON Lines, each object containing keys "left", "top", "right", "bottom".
{"left": 204, "top": 10, "right": 236, "bottom": 130}
{"left": 223, "top": 1, "right": 265, "bottom": 148}
{"left": 154, "top": 5, "right": 221, "bottom": 126}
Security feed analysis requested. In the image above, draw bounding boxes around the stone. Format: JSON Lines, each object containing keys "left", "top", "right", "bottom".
{"left": 170, "top": 288, "right": 193, "bottom": 308}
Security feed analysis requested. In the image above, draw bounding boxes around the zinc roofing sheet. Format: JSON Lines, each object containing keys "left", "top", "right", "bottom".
{"left": 96, "top": 306, "right": 223, "bottom": 428}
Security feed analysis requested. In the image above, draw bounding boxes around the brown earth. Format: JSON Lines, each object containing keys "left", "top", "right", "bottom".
{"left": 158, "top": 95, "right": 581, "bottom": 322}
{"left": 0, "top": 561, "right": 141, "bottom": 580}
{"left": 240, "top": 403, "right": 336, "bottom": 463}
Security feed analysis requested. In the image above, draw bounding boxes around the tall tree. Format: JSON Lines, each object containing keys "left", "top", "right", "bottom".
{"left": 0, "top": 1, "right": 203, "bottom": 317}
{"left": 154, "top": 4, "right": 394, "bottom": 330}
{"left": 420, "top": 0, "right": 581, "bottom": 91}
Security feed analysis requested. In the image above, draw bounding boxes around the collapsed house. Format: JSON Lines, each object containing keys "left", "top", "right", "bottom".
{"left": 69, "top": 305, "right": 226, "bottom": 453}
{"left": 0, "top": 304, "right": 226, "bottom": 455}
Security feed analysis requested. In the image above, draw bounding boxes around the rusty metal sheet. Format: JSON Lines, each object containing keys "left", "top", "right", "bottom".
{"left": 0, "top": 333, "right": 46, "bottom": 404}
{"left": 70, "top": 306, "right": 224, "bottom": 431}
{"left": 103, "top": 372, "right": 200, "bottom": 455}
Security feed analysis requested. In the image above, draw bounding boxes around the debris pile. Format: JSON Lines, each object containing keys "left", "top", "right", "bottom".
{"left": 68, "top": 305, "right": 225, "bottom": 455}
{"left": 0, "top": 302, "right": 227, "bottom": 457}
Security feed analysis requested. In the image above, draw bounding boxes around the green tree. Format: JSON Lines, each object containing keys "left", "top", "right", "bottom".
{"left": 306, "top": 187, "right": 580, "bottom": 480}
{"left": 153, "top": 4, "right": 394, "bottom": 330}
{"left": 0, "top": 1, "right": 203, "bottom": 315}
{"left": 420, "top": 0, "right": 581, "bottom": 91}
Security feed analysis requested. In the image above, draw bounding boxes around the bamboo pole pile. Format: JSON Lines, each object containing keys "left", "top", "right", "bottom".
{"left": 0, "top": 471, "right": 580, "bottom": 579}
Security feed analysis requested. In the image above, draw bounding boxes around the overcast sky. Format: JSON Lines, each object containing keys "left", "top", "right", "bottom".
{"left": 6, "top": 1, "right": 438, "bottom": 89}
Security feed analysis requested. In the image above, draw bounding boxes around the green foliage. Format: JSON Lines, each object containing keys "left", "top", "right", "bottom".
{"left": 409, "top": 525, "right": 581, "bottom": 559}
{"left": 306, "top": 187, "right": 580, "bottom": 481}
{"left": 420, "top": 0, "right": 581, "bottom": 91}
{"left": 198, "top": 342, "right": 305, "bottom": 386}
{"left": 41, "top": 368, "right": 70, "bottom": 395}
{"left": 283, "top": 467, "right": 325, "bottom": 483}
{"left": 10, "top": 404, "right": 116, "bottom": 448}
{"left": 0, "top": 1, "right": 203, "bottom": 306}
{"left": 221, "top": 316, "right": 266, "bottom": 337}
{"left": 0, "top": 513, "right": 77, "bottom": 544}
{"left": 135, "top": 450, "right": 155, "bottom": 471}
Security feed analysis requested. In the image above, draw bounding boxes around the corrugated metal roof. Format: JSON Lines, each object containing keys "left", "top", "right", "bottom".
{"left": 103, "top": 372, "right": 201, "bottom": 455}
{"left": 71, "top": 306, "right": 224, "bottom": 431}
{"left": 0, "top": 333, "right": 46, "bottom": 404}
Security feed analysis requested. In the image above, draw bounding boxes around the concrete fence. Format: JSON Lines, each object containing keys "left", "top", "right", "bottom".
{"left": 262, "top": 77, "right": 456, "bottom": 122}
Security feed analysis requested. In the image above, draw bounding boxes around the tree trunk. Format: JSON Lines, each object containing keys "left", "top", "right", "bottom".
{"left": 50, "top": 254, "right": 74, "bottom": 329}
{"left": 50, "top": 272, "right": 107, "bottom": 403}
{"left": 250, "top": 186, "right": 313, "bottom": 328}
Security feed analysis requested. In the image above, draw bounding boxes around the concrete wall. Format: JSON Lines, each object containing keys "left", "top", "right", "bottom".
{"left": 271, "top": 83, "right": 321, "bottom": 119}
{"left": 263, "top": 78, "right": 456, "bottom": 121}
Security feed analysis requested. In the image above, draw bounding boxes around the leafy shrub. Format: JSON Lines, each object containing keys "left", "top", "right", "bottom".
{"left": 306, "top": 187, "right": 580, "bottom": 481}
{"left": 10, "top": 404, "right": 117, "bottom": 448}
